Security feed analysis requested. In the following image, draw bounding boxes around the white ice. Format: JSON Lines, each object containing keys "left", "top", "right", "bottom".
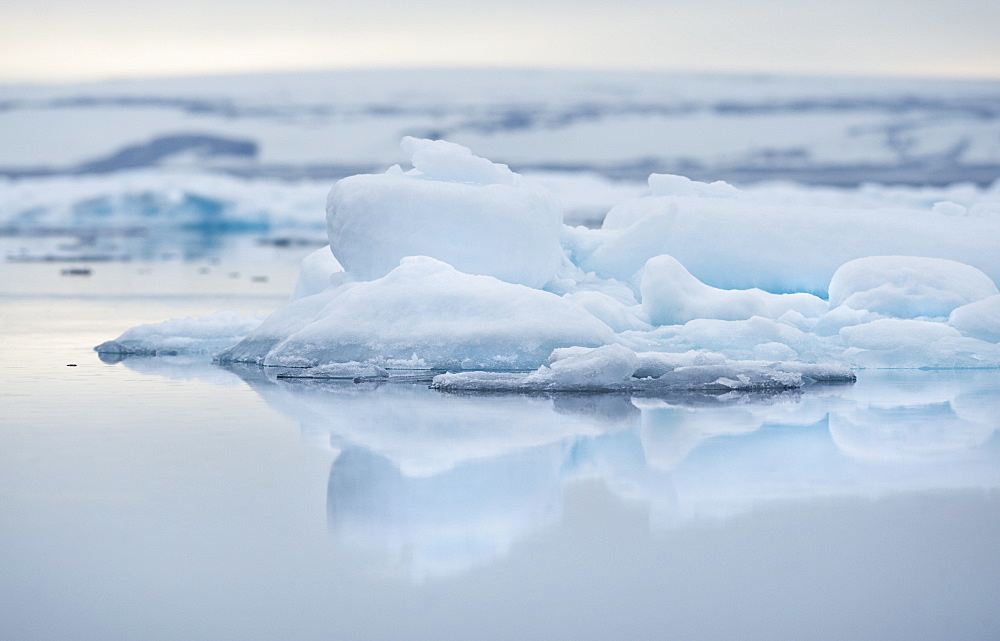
{"left": 96, "top": 311, "right": 263, "bottom": 356}
{"left": 326, "top": 138, "right": 563, "bottom": 288}
{"left": 95, "top": 138, "right": 1000, "bottom": 385}
{"left": 219, "top": 256, "right": 615, "bottom": 370}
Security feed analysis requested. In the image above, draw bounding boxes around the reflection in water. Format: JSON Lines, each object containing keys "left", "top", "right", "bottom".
{"left": 128, "top": 359, "right": 1000, "bottom": 581}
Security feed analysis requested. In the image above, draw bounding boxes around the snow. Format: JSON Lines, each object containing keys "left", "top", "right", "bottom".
{"left": 949, "top": 294, "right": 1000, "bottom": 343}
{"left": 828, "top": 256, "right": 999, "bottom": 319}
{"left": 88, "top": 137, "right": 1000, "bottom": 386}
{"left": 581, "top": 175, "right": 1000, "bottom": 295}
{"left": 431, "top": 344, "right": 854, "bottom": 393}
{"left": 218, "top": 256, "right": 615, "bottom": 370}
{"left": 839, "top": 319, "right": 1000, "bottom": 369}
{"left": 289, "top": 245, "right": 345, "bottom": 301}
{"left": 640, "top": 254, "right": 827, "bottom": 326}
{"left": 95, "top": 311, "right": 263, "bottom": 356}
{"left": 326, "top": 139, "right": 563, "bottom": 288}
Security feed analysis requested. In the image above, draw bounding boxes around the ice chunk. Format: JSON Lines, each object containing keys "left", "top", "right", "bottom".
{"left": 586, "top": 192, "right": 1000, "bottom": 296}
{"left": 647, "top": 174, "right": 740, "bottom": 198}
{"left": 95, "top": 311, "right": 263, "bottom": 356}
{"left": 275, "top": 362, "right": 389, "bottom": 379}
{"left": 563, "top": 290, "right": 651, "bottom": 332}
{"left": 949, "top": 294, "right": 1000, "bottom": 343}
{"left": 289, "top": 245, "right": 345, "bottom": 301}
{"left": 633, "top": 350, "right": 728, "bottom": 378}
{"left": 828, "top": 256, "right": 999, "bottom": 319}
{"left": 840, "top": 319, "right": 1000, "bottom": 368}
{"left": 431, "top": 344, "right": 854, "bottom": 393}
{"left": 841, "top": 319, "right": 965, "bottom": 350}
{"left": 400, "top": 136, "right": 516, "bottom": 186}
{"left": 326, "top": 138, "right": 562, "bottom": 288}
{"left": 640, "top": 254, "right": 827, "bottom": 326}
{"left": 221, "top": 257, "right": 615, "bottom": 370}
{"left": 620, "top": 315, "right": 838, "bottom": 363}
{"left": 526, "top": 344, "right": 640, "bottom": 389}
{"left": 215, "top": 284, "right": 354, "bottom": 365}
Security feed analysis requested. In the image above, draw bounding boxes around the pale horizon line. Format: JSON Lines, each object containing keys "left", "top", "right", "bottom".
{"left": 4, "top": 63, "right": 1000, "bottom": 88}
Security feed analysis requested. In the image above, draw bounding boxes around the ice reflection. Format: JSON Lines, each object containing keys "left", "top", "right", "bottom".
{"left": 126, "top": 359, "right": 1000, "bottom": 581}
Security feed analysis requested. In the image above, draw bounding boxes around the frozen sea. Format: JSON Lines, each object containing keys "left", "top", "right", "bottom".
{"left": 2, "top": 266, "right": 999, "bottom": 641}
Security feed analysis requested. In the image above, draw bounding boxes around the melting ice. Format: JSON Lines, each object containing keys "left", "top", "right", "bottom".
{"left": 97, "top": 138, "right": 1000, "bottom": 389}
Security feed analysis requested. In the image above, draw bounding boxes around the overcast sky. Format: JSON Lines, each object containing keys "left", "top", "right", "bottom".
{"left": 2, "top": 0, "right": 998, "bottom": 83}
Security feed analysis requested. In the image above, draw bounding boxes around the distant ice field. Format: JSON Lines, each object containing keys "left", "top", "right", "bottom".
{"left": 2, "top": 69, "right": 1000, "bottom": 185}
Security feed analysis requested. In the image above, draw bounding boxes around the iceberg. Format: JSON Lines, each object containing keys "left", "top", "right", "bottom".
{"left": 98, "top": 138, "right": 1000, "bottom": 387}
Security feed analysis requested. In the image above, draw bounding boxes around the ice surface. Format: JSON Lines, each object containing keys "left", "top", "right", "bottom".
{"left": 326, "top": 138, "right": 563, "bottom": 288}
{"left": 839, "top": 319, "right": 1000, "bottom": 368}
{"left": 581, "top": 175, "right": 1000, "bottom": 295}
{"left": 95, "top": 138, "right": 1000, "bottom": 383}
{"left": 640, "top": 254, "right": 827, "bottom": 325}
{"left": 431, "top": 344, "right": 854, "bottom": 393}
{"left": 949, "top": 294, "right": 1000, "bottom": 343}
{"left": 289, "top": 245, "right": 345, "bottom": 301}
{"left": 219, "top": 256, "right": 615, "bottom": 370}
{"left": 95, "top": 311, "right": 263, "bottom": 356}
{"left": 828, "top": 256, "right": 999, "bottom": 319}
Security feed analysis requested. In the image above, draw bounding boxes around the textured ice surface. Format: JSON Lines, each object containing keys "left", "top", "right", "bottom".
{"left": 581, "top": 174, "right": 1000, "bottom": 295}
{"left": 641, "top": 254, "right": 827, "bottom": 325}
{"left": 431, "top": 344, "right": 855, "bottom": 393}
{"left": 219, "top": 256, "right": 615, "bottom": 370}
{"left": 98, "top": 139, "right": 1000, "bottom": 383}
{"left": 828, "top": 256, "right": 999, "bottom": 319}
{"left": 949, "top": 294, "right": 1000, "bottom": 343}
{"left": 289, "top": 245, "right": 345, "bottom": 301}
{"left": 95, "top": 311, "right": 263, "bottom": 356}
{"left": 326, "top": 138, "right": 562, "bottom": 288}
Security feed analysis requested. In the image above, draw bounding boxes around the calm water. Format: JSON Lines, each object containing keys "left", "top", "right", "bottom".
{"left": 2, "top": 292, "right": 999, "bottom": 641}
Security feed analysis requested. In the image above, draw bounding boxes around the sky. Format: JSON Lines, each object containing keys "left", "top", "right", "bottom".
{"left": 1, "top": 0, "right": 999, "bottom": 83}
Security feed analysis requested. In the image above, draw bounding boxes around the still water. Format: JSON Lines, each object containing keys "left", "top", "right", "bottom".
{"left": 2, "top": 293, "right": 999, "bottom": 641}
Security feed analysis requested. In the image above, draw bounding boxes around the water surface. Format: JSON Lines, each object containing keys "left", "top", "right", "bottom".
{"left": 2, "top": 295, "right": 998, "bottom": 641}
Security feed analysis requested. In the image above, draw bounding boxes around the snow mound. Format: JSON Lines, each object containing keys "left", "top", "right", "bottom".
{"left": 949, "top": 294, "right": 1000, "bottom": 343}
{"left": 583, "top": 190, "right": 1000, "bottom": 295}
{"left": 218, "top": 257, "right": 615, "bottom": 370}
{"left": 95, "top": 311, "right": 263, "bottom": 356}
{"left": 326, "top": 138, "right": 562, "bottom": 288}
{"left": 289, "top": 245, "right": 345, "bottom": 301}
{"left": 840, "top": 319, "right": 1000, "bottom": 368}
{"left": 828, "top": 256, "right": 998, "bottom": 319}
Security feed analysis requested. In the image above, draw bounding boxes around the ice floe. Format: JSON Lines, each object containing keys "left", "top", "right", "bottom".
{"left": 96, "top": 138, "right": 1000, "bottom": 387}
